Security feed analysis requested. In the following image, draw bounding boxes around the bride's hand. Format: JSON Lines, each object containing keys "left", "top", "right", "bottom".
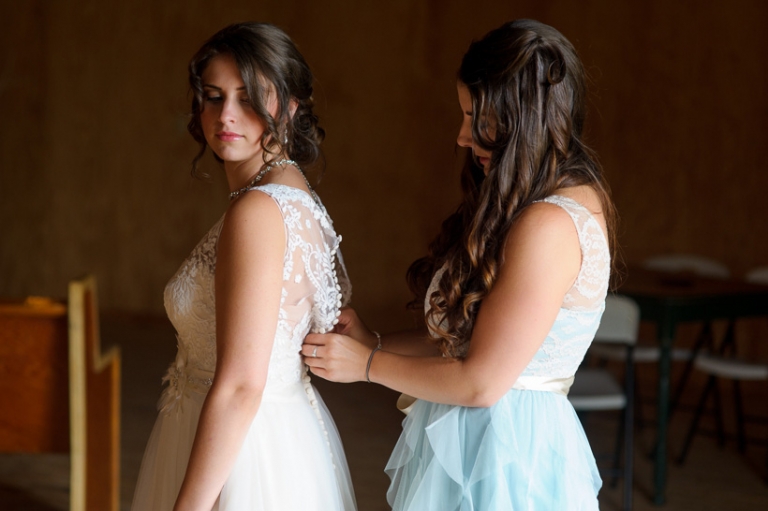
{"left": 333, "top": 307, "right": 379, "bottom": 349}
{"left": 302, "top": 332, "right": 372, "bottom": 383}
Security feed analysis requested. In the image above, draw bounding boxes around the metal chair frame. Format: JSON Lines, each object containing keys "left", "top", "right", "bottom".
{"left": 677, "top": 267, "right": 768, "bottom": 482}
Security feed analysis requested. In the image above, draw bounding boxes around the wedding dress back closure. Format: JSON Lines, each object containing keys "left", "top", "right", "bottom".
{"left": 162, "top": 183, "right": 351, "bottom": 400}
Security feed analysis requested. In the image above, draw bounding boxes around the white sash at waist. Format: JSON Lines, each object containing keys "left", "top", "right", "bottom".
{"left": 396, "top": 374, "right": 575, "bottom": 416}
{"left": 511, "top": 375, "right": 575, "bottom": 396}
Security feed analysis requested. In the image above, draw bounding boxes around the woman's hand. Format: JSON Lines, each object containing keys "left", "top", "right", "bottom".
{"left": 302, "top": 332, "right": 372, "bottom": 383}
{"left": 333, "top": 307, "right": 380, "bottom": 349}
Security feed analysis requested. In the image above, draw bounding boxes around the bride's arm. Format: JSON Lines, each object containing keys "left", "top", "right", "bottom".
{"left": 173, "top": 192, "right": 284, "bottom": 511}
{"left": 305, "top": 202, "right": 580, "bottom": 407}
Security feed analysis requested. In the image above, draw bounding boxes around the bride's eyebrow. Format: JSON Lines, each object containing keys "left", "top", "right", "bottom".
{"left": 202, "top": 84, "right": 247, "bottom": 91}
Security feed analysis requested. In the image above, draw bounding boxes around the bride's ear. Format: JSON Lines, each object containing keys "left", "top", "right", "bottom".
{"left": 288, "top": 98, "right": 298, "bottom": 119}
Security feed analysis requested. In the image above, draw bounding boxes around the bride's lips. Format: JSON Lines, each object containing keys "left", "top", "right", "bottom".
{"left": 216, "top": 131, "right": 242, "bottom": 142}
{"left": 478, "top": 156, "right": 490, "bottom": 166}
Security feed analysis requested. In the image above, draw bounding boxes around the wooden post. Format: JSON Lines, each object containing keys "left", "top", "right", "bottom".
{"left": 68, "top": 275, "right": 121, "bottom": 511}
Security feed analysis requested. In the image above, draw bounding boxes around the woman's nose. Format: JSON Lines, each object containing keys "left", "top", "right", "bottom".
{"left": 219, "top": 98, "right": 238, "bottom": 124}
{"left": 456, "top": 120, "right": 473, "bottom": 148}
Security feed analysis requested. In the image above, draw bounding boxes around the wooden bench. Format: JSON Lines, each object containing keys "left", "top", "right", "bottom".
{"left": 0, "top": 276, "right": 121, "bottom": 511}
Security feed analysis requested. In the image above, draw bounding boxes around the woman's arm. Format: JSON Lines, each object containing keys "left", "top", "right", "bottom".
{"left": 304, "top": 202, "right": 581, "bottom": 407}
{"left": 173, "top": 192, "right": 284, "bottom": 511}
{"left": 381, "top": 327, "right": 438, "bottom": 356}
{"left": 333, "top": 307, "right": 438, "bottom": 356}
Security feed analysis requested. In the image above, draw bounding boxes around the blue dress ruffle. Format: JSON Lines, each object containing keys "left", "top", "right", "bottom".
{"left": 385, "top": 389, "right": 601, "bottom": 510}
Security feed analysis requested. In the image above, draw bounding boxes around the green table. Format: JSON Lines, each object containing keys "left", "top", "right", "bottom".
{"left": 619, "top": 268, "right": 768, "bottom": 505}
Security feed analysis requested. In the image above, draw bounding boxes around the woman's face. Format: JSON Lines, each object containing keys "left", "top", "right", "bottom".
{"left": 199, "top": 54, "right": 278, "bottom": 169}
{"left": 456, "top": 82, "right": 492, "bottom": 174}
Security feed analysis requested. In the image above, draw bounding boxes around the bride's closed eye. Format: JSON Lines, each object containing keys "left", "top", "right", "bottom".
{"left": 202, "top": 94, "right": 252, "bottom": 107}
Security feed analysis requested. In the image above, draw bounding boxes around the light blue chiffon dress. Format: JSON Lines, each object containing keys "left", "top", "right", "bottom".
{"left": 385, "top": 195, "right": 610, "bottom": 510}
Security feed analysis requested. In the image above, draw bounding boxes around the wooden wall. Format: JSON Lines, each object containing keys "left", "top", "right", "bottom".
{"left": 2, "top": 0, "right": 767, "bottom": 332}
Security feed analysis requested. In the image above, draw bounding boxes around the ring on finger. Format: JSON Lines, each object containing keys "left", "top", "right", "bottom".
{"left": 312, "top": 346, "right": 318, "bottom": 358}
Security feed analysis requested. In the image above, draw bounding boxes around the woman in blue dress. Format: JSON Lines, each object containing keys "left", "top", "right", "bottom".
{"left": 303, "top": 19, "right": 617, "bottom": 510}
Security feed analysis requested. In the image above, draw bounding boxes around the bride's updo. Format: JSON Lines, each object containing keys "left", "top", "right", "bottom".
{"left": 187, "top": 22, "right": 325, "bottom": 177}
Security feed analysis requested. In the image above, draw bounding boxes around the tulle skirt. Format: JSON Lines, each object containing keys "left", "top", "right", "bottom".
{"left": 131, "top": 378, "right": 356, "bottom": 511}
{"left": 385, "top": 388, "right": 601, "bottom": 510}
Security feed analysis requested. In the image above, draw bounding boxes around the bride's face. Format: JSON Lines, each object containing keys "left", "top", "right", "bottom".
{"left": 199, "top": 54, "right": 278, "bottom": 168}
{"left": 456, "top": 82, "right": 493, "bottom": 175}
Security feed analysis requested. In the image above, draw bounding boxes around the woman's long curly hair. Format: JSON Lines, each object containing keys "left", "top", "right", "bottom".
{"left": 187, "top": 22, "right": 325, "bottom": 177}
{"left": 407, "top": 19, "right": 618, "bottom": 359}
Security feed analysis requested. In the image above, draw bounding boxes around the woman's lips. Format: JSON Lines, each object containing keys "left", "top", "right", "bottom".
{"left": 478, "top": 156, "right": 490, "bottom": 166}
{"left": 216, "top": 131, "right": 242, "bottom": 142}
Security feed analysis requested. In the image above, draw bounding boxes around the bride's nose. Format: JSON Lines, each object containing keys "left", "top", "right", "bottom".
{"left": 219, "top": 98, "right": 240, "bottom": 124}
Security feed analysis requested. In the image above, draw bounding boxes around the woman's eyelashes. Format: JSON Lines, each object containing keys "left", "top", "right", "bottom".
{"left": 202, "top": 93, "right": 251, "bottom": 105}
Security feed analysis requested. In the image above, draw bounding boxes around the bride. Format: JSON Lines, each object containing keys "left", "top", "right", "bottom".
{"left": 130, "top": 22, "right": 356, "bottom": 511}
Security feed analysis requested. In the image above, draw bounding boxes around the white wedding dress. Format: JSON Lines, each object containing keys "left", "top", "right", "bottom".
{"left": 131, "top": 183, "right": 357, "bottom": 511}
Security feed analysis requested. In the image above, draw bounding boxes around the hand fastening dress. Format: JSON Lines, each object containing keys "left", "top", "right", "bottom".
{"left": 131, "top": 183, "right": 357, "bottom": 511}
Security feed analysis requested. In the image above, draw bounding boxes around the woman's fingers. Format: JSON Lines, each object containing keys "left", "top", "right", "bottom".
{"left": 301, "top": 343, "right": 321, "bottom": 359}
{"left": 333, "top": 307, "right": 357, "bottom": 335}
{"left": 301, "top": 334, "right": 325, "bottom": 371}
{"left": 300, "top": 333, "right": 366, "bottom": 383}
{"left": 304, "top": 332, "right": 325, "bottom": 346}
{"left": 333, "top": 308, "right": 379, "bottom": 348}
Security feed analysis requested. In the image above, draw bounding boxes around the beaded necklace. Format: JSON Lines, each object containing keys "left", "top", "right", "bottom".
{"left": 228, "top": 158, "right": 318, "bottom": 203}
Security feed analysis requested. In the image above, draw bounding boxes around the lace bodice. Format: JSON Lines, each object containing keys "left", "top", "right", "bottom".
{"left": 162, "top": 183, "right": 351, "bottom": 396}
{"left": 425, "top": 195, "right": 610, "bottom": 378}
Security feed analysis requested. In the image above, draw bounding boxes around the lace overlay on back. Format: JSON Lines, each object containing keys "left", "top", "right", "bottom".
{"left": 424, "top": 194, "right": 610, "bottom": 378}
{"left": 162, "top": 183, "right": 351, "bottom": 403}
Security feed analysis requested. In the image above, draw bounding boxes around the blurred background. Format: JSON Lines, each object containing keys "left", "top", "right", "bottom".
{"left": 2, "top": 1, "right": 768, "bottom": 510}
{"left": 2, "top": 0, "right": 766, "bottom": 330}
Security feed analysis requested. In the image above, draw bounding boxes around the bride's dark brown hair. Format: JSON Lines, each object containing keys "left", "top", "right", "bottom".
{"left": 407, "top": 19, "right": 618, "bottom": 358}
{"left": 187, "top": 22, "right": 325, "bottom": 178}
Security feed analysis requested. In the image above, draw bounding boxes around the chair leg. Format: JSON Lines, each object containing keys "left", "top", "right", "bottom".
{"left": 733, "top": 379, "right": 747, "bottom": 454}
{"left": 717, "top": 318, "right": 737, "bottom": 356}
{"left": 765, "top": 422, "right": 768, "bottom": 485}
{"left": 611, "top": 407, "right": 625, "bottom": 488}
{"left": 712, "top": 377, "right": 726, "bottom": 447}
{"left": 623, "top": 352, "right": 635, "bottom": 511}
{"left": 669, "top": 322, "right": 713, "bottom": 419}
{"left": 677, "top": 375, "right": 716, "bottom": 464}
{"left": 633, "top": 376, "right": 645, "bottom": 434}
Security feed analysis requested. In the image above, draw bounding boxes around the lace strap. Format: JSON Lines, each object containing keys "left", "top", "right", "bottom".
{"left": 540, "top": 195, "right": 609, "bottom": 259}
{"left": 540, "top": 195, "right": 610, "bottom": 303}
